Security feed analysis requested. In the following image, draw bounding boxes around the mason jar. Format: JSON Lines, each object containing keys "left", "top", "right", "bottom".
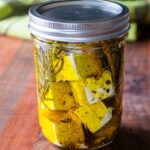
{"left": 29, "top": 0, "right": 129, "bottom": 149}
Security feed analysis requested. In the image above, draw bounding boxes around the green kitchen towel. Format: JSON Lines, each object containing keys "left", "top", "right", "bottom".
{"left": 115, "top": 0, "right": 150, "bottom": 24}
{"left": 0, "top": 1, "right": 13, "bottom": 20}
{"left": 0, "top": 0, "right": 47, "bottom": 40}
{"left": 0, "top": 15, "right": 31, "bottom": 40}
{"left": 0, "top": 0, "right": 47, "bottom": 20}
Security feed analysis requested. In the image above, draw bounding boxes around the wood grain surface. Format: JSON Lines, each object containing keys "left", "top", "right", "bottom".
{"left": 0, "top": 36, "right": 150, "bottom": 150}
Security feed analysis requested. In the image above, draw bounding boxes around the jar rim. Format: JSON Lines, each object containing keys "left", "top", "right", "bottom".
{"left": 29, "top": 0, "right": 129, "bottom": 42}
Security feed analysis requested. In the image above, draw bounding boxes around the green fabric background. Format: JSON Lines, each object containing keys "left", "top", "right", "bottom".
{"left": 0, "top": 0, "right": 149, "bottom": 42}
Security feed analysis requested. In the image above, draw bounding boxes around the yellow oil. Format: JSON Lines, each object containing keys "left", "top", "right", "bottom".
{"left": 33, "top": 39, "right": 124, "bottom": 149}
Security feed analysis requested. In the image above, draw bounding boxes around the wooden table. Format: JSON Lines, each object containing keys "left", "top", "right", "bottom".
{"left": 0, "top": 36, "right": 150, "bottom": 150}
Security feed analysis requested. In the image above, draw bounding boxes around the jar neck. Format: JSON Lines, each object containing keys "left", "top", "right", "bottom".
{"left": 32, "top": 34, "right": 127, "bottom": 53}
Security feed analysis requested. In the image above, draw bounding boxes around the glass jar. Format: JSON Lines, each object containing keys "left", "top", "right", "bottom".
{"left": 29, "top": 0, "right": 129, "bottom": 149}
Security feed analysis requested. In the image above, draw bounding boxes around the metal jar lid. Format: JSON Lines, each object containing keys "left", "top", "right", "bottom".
{"left": 29, "top": 0, "right": 129, "bottom": 42}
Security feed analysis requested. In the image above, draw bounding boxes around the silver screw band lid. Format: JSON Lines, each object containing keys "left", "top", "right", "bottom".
{"left": 29, "top": 0, "right": 129, "bottom": 42}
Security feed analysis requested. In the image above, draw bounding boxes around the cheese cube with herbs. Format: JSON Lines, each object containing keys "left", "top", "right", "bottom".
{"left": 71, "top": 70, "right": 115, "bottom": 105}
{"left": 55, "top": 53, "right": 102, "bottom": 81}
{"left": 39, "top": 104, "right": 85, "bottom": 148}
{"left": 70, "top": 81, "right": 88, "bottom": 105}
{"left": 74, "top": 53, "right": 102, "bottom": 79}
{"left": 74, "top": 102, "right": 112, "bottom": 133}
{"left": 54, "top": 54, "right": 79, "bottom": 81}
{"left": 75, "top": 105, "right": 101, "bottom": 133}
{"left": 90, "top": 101, "right": 112, "bottom": 127}
{"left": 85, "top": 70, "right": 115, "bottom": 101}
{"left": 43, "top": 82, "right": 77, "bottom": 110}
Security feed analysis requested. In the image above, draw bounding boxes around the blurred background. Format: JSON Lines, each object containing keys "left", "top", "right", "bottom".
{"left": 0, "top": 0, "right": 150, "bottom": 42}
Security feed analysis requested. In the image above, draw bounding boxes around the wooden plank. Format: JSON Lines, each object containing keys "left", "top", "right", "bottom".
{"left": 0, "top": 40, "right": 35, "bottom": 132}
{"left": 0, "top": 36, "right": 150, "bottom": 150}
{"left": 0, "top": 74, "right": 40, "bottom": 150}
{"left": 0, "top": 36, "right": 23, "bottom": 76}
{"left": 112, "top": 41, "right": 150, "bottom": 150}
